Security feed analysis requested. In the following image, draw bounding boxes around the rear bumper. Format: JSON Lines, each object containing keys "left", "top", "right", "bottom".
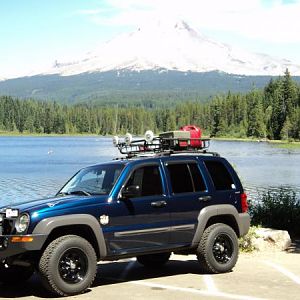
{"left": 0, "top": 234, "right": 48, "bottom": 259}
{"left": 238, "top": 213, "right": 251, "bottom": 237}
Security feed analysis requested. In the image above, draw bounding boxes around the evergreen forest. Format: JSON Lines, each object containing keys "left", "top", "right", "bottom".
{"left": 0, "top": 70, "right": 299, "bottom": 140}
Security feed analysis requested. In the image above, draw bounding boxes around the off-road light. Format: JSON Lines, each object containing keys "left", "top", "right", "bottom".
{"left": 145, "top": 130, "right": 154, "bottom": 143}
{"left": 15, "top": 213, "right": 30, "bottom": 233}
{"left": 112, "top": 136, "right": 119, "bottom": 147}
{"left": 5, "top": 208, "right": 19, "bottom": 218}
{"left": 124, "top": 133, "right": 133, "bottom": 145}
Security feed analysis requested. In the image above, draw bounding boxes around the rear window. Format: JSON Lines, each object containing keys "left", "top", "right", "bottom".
{"left": 204, "top": 160, "right": 235, "bottom": 191}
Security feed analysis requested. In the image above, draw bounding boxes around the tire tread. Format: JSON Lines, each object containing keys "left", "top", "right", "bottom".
{"left": 197, "top": 223, "right": 238, "bottom": 274}
{"left": 39, "top": 234, "right": 97, "bottom": 296}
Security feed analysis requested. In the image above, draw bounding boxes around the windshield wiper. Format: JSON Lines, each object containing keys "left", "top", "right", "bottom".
{"left": 67, "top": 190, "right": 91, "bottom": 196}
{"left": 56, "top": 192, "right": 66, "bottom": 197}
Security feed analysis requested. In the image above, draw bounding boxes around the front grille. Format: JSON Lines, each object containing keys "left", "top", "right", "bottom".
{"left": 0, "top": 214, "right": 15, "bottom": 235}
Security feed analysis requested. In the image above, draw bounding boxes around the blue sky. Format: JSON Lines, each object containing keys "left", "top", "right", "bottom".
{"left": 1, "top": 0, "right": 300, "bottom": 78}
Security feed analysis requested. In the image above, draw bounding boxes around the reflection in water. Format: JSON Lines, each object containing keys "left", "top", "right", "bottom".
{"left": 0, "top": 137, "right": 299, "bottom": 206}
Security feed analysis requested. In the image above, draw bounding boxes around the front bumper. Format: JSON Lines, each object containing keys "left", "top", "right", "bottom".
{"left": 0, "top": 234, "right": 48, "bottom": 259}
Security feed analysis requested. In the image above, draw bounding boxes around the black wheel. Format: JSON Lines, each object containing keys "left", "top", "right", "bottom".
{"left": 0, "top": 264, "right": 34, "bottom": 284}
{"left": 38, "top": 235, "right": 97, "bottom": 296}
{"left": 197, "top": 223, "right": 238, "bottom": 274}
{"left": 137, "top": 252, "right": 171, "bottom": 267}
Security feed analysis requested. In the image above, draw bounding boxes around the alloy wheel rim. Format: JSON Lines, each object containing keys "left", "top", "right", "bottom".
{"left": 212, "top": 234, "right": 233, "bottom": 264}
{"left": 58, "top": 248, "right": 88, "bottom": 284}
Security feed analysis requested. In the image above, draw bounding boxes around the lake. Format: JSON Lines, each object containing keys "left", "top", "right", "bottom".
{"left": 0, "top": 136, "right": 299, "bottom": 206}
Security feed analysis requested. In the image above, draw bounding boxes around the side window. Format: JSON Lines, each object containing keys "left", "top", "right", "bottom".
{"left": 167, "top": 164, "right": 193, "bottom": 194}
{"left": 125, "top": 165, "right": 163, "bottom": 197}
{"left": 167, "top": 163, "right": 206, "bottom": 194}
{"left": 204, "top": 160, "right": 235, "bottom": 191}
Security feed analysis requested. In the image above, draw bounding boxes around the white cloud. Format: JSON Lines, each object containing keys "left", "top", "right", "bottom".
{"left": 80, "top": 0, "right": 300, "bottom": 43}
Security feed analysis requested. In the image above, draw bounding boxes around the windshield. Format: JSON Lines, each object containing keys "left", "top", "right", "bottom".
{"left": 58, "top": 163, "right": 124, "bottom": 196}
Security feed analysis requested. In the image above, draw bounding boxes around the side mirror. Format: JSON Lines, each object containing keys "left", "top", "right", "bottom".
{"left": 121, "top": 185, "right": 140, "bottom": 198}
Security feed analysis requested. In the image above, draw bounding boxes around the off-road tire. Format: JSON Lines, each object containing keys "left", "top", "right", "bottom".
{"left": 197, "top": 223, "right": 238, "bottom": 274}
{"left": 0, "top": 264, "right": 34, "bottom": 284}
{"left": 137, "top": 252, "right": 171, "bottom": 267}
{"left": 38, "top": 235, "right": 97, "bottom": 296}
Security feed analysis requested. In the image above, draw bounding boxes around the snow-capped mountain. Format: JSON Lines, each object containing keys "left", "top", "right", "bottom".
{"left": 44, "top": 19, "right": 300, "bottom": 77}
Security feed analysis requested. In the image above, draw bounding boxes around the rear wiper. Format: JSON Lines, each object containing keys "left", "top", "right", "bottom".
{"left": 67, "top": 190, "right": 91, "bottom": 196}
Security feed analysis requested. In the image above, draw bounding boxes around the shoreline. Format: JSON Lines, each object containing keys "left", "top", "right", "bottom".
{"left": 0, "top": 132, "right": 101, "bottom": 137}
{"left": 1, "top": 132, "right": 300, "bottom": 148}
{"left": 211, "top": 137, "right": 300, "bottom": 148}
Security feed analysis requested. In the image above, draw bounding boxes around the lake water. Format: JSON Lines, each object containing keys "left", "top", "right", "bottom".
{"left": 0, "top": 136, "right": 299, "bottom": 206}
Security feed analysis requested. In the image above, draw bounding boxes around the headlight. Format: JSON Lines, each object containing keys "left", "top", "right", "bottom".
{"left": 15, "top": 213, "right": 30, "bottom": 233}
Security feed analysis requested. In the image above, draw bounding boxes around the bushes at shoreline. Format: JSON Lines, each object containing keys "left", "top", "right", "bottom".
{"left": 250, "top": 188, "right": 300, "bottom": 237}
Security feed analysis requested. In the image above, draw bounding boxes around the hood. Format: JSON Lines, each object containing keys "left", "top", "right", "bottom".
{"left": 1, "top": 194, "right": 109, "bottom": 214}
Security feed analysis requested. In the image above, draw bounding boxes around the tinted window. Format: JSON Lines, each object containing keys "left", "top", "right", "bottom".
{"left": 126, "top": 165, "right": 163, "bottom": 197}
{"left": 167, "top": 163, "right": 206, "bottom": 194}
{"left": 205, "top": 161, "right": 234, "bottom": 190}
{"left": 189, "top": 163, "right": 206, "bottom": 192}
{"left": 166, "top": 164, "right": 191, "bottom": 193}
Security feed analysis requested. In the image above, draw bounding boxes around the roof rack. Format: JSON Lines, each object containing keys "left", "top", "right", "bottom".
{"left": 113, "top": 130, "right": 219, "bottom": 158}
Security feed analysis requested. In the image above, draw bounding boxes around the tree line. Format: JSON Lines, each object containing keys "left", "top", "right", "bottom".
{"left": 0, "top": 69, "right": 299, "bottom": 140}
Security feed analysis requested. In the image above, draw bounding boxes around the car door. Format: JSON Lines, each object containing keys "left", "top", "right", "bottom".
{"left": 163, "top": 159, "right": 212, "bottom": 245}
{"left": 106, "top": 162, "right": 171, "bottom": 255}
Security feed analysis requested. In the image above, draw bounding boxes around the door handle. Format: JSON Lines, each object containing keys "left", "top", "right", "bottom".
{"left": 198, "top": 196, "right": 212, "bottom": 202}
{"left": 151, "top": 200, "right": 167, "bottom": 208}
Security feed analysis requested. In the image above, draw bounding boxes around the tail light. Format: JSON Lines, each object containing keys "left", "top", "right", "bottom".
{"left": 241, "top": 192, "right": 248, "bottom": 213}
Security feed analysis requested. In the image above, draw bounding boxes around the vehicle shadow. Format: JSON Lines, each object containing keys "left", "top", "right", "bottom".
{"left": 0, "top": 258, "right": 202, "bottom": 298}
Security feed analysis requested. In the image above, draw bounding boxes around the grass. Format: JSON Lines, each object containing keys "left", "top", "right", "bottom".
{"left": 239, "top": 226, "right": 261, "bottom": 252}
{"left": 212, "top": 137, "right": 300, "bottom": 148}
{"left": 211, "top": 137, "right": 264, "bottom": 142}
{"left": 268, "top": 140, "right": 300, "bottom": 149}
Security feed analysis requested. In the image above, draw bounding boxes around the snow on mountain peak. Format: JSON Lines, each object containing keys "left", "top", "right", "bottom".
{"left": 44, "top": 19, "right": 300, "bottom": 76}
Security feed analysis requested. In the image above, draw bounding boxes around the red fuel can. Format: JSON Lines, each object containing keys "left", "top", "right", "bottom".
{"left": 180, "top": 125, "right": 202, "bottom": 148}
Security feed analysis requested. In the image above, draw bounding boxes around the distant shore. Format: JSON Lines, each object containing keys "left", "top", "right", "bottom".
{"left": 206, "top": 137, "right": 300, "bottom": 149}
{"left": 0, "top": 131, "right": 100, "bottom": 137}
{"left": 1, "top": 132, "right": 300, "bottom": 149}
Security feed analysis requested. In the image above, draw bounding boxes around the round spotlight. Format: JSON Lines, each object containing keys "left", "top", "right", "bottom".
{"left": 145, "top": 130, "right": 154, "bottom": 143}
{"left": 124, "top": 133, "right": 133, "bottom": 145}
{"left": 112, "top": 136, "right": 119, "bottom": 147}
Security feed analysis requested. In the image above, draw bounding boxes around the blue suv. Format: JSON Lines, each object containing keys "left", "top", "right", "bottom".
{"left": 0, "top": 130, "right": 250, "bottom": 296}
